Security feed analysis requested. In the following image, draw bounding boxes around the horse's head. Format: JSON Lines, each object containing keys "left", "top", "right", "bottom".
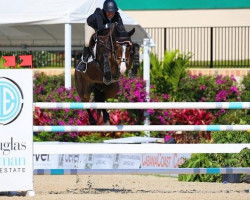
{"left": 114, "top": 27, "right": 135, "bottom": 75}
{"left": 96, "top": 23, "right": 135, "bottom": 82}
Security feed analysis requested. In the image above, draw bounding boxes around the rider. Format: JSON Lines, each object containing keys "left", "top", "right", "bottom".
{"left": 76, "top": 0, "right": 126, "bottom": 83}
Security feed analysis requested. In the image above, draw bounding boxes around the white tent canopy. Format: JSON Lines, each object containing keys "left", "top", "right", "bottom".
{"left": 0, "top": 0, "right": 152, "bottom": 89}
{"left": 0, "top": 0, "right": 149, "bottom": 49}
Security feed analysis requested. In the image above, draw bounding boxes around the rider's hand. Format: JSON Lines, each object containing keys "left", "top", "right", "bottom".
{"left": 105, "top": 23, "right": 112, "bottom": 29}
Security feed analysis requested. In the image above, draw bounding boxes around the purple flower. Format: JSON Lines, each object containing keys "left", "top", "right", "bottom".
{"left": 68, "top": 118, "right": 74, "bottom": 125}
{"left": 164, "top": 134, "right": 171, "bottom": 142}
{"left": 215, "top": 109, "right": 226, "bottom": 117}
{"left": 230, "top": 86, "right": 239, "bottom": 95}
{"left": 199, "top": 97, "right": 206, "bottom": 102}
{"left": 75, "top": 96, "right": 81, "bottom": 101}
{"left": 190, "top": 75, "right": 197, "bottom": 79}
{"left": 200, "top": 85, "right": 206, "bottom": 90}
{"left": 65, "top": 108, "right": 70, "bottom": 113}
{"left": 35, "top": 86, "right": 44, "bottom": 94}
{"left": 57, "top": 88, "right": 64, "bottom": 93}
{"left": 215, "top": 90, "right": 228, "bottom": 101}
{"left": 231, "top": 75, "right": 236, "bottom": 82}
{"left": 58, "top": 121, "right": 65, "bottom": 125}
{"left": 163, "top": 111, "right": 169, "bottom": 117}
{"left": 163, "top": 94, "right": 170, "bottom": 100}
{"left": 216, "top": 79, "right": 224, "bottom": 85}
{"left": 158, "top": 116, "right": 165, "bottom": 124}
{"left": 147, "top": 109, "right": 154, "bottom": 115}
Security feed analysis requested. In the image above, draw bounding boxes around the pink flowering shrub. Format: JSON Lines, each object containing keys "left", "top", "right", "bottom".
{"left": 33, "top": 72, "right": 246, "bottom": 143}
{"left": 178, "top": 74, "right": 241, "bottom": 102}
{"left": 33, "top": 74, "right": 148, "bottom": 141}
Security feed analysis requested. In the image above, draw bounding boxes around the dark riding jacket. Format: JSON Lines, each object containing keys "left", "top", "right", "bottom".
{"left": 87, "top": 8, "right": 126, "bottom": 32}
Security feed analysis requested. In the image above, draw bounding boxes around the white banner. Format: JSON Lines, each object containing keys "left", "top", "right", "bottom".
{"left": 141, "top": 153, "right": 191, "bottom": 169}
{"left": 114, "top": 154, "right": 141, "bottom": 169}
{"left": 33, "top": 154, "right": 59, "bottom": 169}
{"left": 91, "top": 154, "right": 114, "bottom": 169}
{"left": 0, "top": 69, "right": 33, "bottom": 191}
{"left": 58, "top": 154, "right": 87, "bottom": 169}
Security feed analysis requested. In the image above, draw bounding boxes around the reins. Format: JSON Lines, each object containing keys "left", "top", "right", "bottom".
{"left": 96, "top": 24, "right": 132, "bottom": 71}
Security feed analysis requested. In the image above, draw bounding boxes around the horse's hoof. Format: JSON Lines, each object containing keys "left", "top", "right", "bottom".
{"left": 103, "top": 120, "right": 110, "bottom": 125}
{"left": 90, "top": 120, "right": 97, "bottom": 125}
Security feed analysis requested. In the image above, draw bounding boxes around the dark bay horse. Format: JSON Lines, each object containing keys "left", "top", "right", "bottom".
{"left": 75, "top": 23, "right": 139, "bottom": 125}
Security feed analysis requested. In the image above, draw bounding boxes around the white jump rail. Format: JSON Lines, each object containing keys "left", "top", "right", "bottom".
{"left": 34, "top": 102, "right": 250, "bottom": 109}
{"left": 33, "top": 101, "right": 250, "bottom": 175}
{"left": 33, "top": 168, "right": 250, "bottom": 175}
{"left": 33, "top": 143, "right": 250, "bottom": 154}
{"left": 33, "top": 125, "right": 250, "bottom": 132}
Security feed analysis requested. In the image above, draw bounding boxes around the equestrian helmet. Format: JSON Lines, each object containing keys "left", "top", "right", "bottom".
{"left": 103, "top": 0, "right": 118, "bottom": 12}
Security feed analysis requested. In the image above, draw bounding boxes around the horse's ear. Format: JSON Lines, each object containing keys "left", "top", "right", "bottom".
{"left": 128, "top": 28, "right": 135, "bottom": 37}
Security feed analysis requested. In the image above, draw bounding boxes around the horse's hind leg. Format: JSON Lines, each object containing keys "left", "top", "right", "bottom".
{"left": 94, "top": 88, "right": 110, "bottom": 125}
{"left": 102, "top": 109, "right": 110, "bottom": 125}
{"left": 75, "top": 71, "right": 97, "bottom": 125}
{"left": 87, "top": 109, "right": 97, "bottom": 125}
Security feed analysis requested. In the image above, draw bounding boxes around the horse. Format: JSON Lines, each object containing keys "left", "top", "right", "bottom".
{"left": 75, "top": 23, "right": 139, "bottom": 125}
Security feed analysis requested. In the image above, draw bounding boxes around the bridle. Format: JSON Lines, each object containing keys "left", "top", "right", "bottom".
{"left": 97, "top": 28, "right": 132, "bottom": 67}
{"left": 115, "top": 39, "right": 132, "bottom": 66}
{"left": 96, "top": 25, "right": 133, "bottom": 81}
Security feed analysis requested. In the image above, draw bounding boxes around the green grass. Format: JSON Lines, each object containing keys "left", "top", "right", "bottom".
{"left": 140, "top": 174, "right": 177, "bottom": 178}
{"left": 189, "top": 59, "right": 250, "bottom": 68}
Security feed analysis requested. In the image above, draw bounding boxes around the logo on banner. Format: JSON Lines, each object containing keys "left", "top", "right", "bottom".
{"left": 0, "top": 77, "right": 23, "bottom": 125}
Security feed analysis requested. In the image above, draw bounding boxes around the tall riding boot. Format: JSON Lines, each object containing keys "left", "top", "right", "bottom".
{"left": 76, "top": 46, "right": 89, "bottom": 72}
{"left": 133, "top": 43, "right": 140, "bottom": 68}
{"left": 129, "top": 43, "right": 140, "bottom": 78}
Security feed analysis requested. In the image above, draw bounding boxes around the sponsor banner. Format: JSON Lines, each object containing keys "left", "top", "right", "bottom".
{"left": 0, "top": 70, "right": 33, "bottom": 191}
{"left": 141, "top": 153, "right": 191, "bottom": 169}
{"left": 33, "top": 154, "right": 59, "bottom": 169}
{"left": 114, "top": 154, "right": 141, "bottom": 169}
{"left": 58, "top": 154, "right": 87, "bottom": 169}
{"left": 91, "top": 154, "right": 114, "bottom": 169}
{"left": 33, "top": 153, "right": 190, "bottom": 170}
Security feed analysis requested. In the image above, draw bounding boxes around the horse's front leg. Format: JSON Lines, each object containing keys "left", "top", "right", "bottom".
{"left": 101, "top": 83, "right": 120, "bottom": 125}
{"left": 94, "top": 87, "right": 110, "bottom": 125}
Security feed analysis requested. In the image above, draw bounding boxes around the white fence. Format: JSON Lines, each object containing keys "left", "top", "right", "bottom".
{"left": 33, "top": 101, "right": 250, "bottom": 175}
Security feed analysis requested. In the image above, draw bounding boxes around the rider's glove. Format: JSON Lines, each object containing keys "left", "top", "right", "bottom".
{"left": 105, "top": 23, "right": 112, "bottom": 29}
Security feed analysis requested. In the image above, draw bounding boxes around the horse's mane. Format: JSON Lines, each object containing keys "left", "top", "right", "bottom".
{"left": 96, "top": 24, "right": 134, "bottom": 42}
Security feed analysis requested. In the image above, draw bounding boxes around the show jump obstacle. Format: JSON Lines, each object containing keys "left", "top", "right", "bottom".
{"left": 0, "top": 69, "right": 249, "bottom": 195}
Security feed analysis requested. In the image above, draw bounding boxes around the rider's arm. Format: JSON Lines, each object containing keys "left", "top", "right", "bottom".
{"left": 96, "top": 12, "right": 108, "bottom": 31}
{"left": 87, "top": 8, "right": 108, "bottom": 31}
{"left": 115, "top": 13, "right": 126, "bottom": 32}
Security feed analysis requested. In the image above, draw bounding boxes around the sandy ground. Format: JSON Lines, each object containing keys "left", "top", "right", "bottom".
{"left": 0, "top": 175, "right": 249, "bottom": 200}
